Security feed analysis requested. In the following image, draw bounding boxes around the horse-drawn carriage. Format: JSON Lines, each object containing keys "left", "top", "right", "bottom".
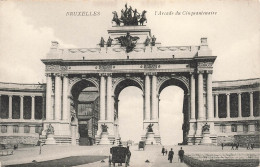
{"left": 138, "top": 141, "right": 145, "bottom": 150}
{"left": 109, "top": 146, "right": 130, "bottom": 167}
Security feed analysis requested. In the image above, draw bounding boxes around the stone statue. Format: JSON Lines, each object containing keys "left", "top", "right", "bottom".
{"left": 202, "top": 123, "right": 210, "bottom": 133}
{"left": 144, "top": 36, "right": 150, "bottom": 46}
{"left": 112, "top": 11, "right": 121, "bottom": 26}
{"left": 100, "top": 37, "right": 105, "bottom": 47}
{"left": 115, "top": 32, "right": 140, "bottom": 53}
{"left": 107, "top": 36, "right": 113, "bottom": 47}
{"left": 139, "top": 10, "right": 147, "bottom": 26}
{"left": 112, "top": 4, "right": 147, "bottom": 26}
{"left": 147, "top": 123, "right": 154, "bottom": 133}
{"left": 151, "top": 35, "right": 156, "bottom": 46}
{"left": 101, "top": 124, "right": 108, "bottom": 133}
{"left": 46, "top": 124, "right": 54, "bottom": 134}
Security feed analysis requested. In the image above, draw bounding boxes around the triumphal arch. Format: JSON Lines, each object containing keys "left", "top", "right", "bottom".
{"left": 1, "top": 5, "right": 258, "bottom": 146}
{"left": 41, "top": 5, "right": 217, "bottom": 145}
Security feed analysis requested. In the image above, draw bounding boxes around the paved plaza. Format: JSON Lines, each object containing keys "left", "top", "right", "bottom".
{"left": 0, "top": 145, "right": 259, "bottom": 167}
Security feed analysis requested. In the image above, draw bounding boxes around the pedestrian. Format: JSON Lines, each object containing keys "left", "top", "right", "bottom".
{"left": 165, "top": 149, "right": 168, "bottom": 155}
{"left": 162, "top": 146, "right": 165, "bottom": 156}
{"left": 221, "top": 143, "right": 224, "bottom": 150}
{"left": 251, "top": 143, "right": 254, "bottom": 150}
{"left": 235, "top": 143, "right": 239, "bottom": 150}
{"left": 247, "top": 143, "right": 250, "bottom": 150}
{"left": 126, "top": 146, "right": 131, "bottom": 166}
{"left": 231, "top": 143, "right": 234, "bottom": 150}
{"left": 178, "top": 147, "right": 185, "bottom": 163}
{"left": 168, "top": 148, "right": 174, "bottom": 163}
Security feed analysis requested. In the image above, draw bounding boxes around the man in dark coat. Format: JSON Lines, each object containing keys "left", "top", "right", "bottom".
{"left": 126, "top": 146, "right": 131, "bottom": 166}
{"left": 178, "top": 147, "right": 184, "bottom": 163}
{"left": 161, "top": 146, "right": 165, "bottom": 156}
{"left": 168, "top": 148, "right": 174, "bottom": 163}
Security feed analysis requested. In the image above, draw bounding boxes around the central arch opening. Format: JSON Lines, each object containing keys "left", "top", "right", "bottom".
{"left": 158, "top": 77, "right": 188, "bottom": 145}
{"left": 118, "top": 86, "right": 143, "bottom": 144}
{"left": 159, "top": 86, "right": 184, "bottom": 145}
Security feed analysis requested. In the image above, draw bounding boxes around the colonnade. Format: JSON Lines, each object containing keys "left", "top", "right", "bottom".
{"left": 0, "top": 94, "right": 44, "bottom": 120}
{"left": 213, "top": 92, "right": 256, "bottom": 118}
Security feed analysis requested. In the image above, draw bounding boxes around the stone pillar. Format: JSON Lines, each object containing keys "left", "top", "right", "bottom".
{"left": 8, "top": 95, "right": 12, "bottom": 119}
{"left": 215, "top": 94, "right": 219, "bottom": 118}
{"left": 249, "top": 92, "right": 254, "bottom": 117}
{"left": 106, "top": 74, "right": 112, "bottom": 121}
{"left": 238, "top": 93, "right": 242, "bottom": 118}
{"left": 42, "top": 95, "right": 45, "bottom": 119}
{"left": 190, "top": 73, "right": 195, "bottom": 120}
{"left": 62, "top": 74, "right": 69, "bottom": 121}
{"left": 151, "top": 74, "right": 158, "bottom": 120}
{"left": 46, "top": 74, "right": 52, "bottom": 120}
{"left": 0, "top": 95, "right": 1, "bottom": 119}
{"left": 144, "top": 74, "right": 151, "bottom": 120}
{"left": 55, "top": 73, "right": 62, "bottom": 120}
{"left": 31, "top": 96, "right": 35, "bottom": 120}
{"left": 198, "top": 71, "right": 204, "bottom": 120}
{"left": 20, "top": 96, "right": 24, "bottom": 120}
{"left": 100, "top": 74, "right": 106, "bottom": 121}
{"left": 226, "top": 93, "right": 230, "bottom": 118}
{"left": 207, "top": 71, "right": 213, "bottom": 120}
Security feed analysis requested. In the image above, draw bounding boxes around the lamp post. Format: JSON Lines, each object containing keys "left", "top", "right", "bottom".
{"left": 38, "top": 126, "right": 43, "bottom": 155}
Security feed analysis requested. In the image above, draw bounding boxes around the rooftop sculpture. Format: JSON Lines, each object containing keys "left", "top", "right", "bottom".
{"left": 112, "top": 3, "right": 147, "bottom": 26}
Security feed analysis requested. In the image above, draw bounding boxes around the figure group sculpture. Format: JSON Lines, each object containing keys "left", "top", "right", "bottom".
{"left": 147, "top": 123, "right": 154, "bottom": 133}
{"left": 46, "top": 124, "right": 54, "bottom": 134}
{"left": 101, "top": 124, "right": 108, "bottom": 133}
{"left": 112, "top": 3, "right": 147, "bottom": 26}
{"left": 202, "top": 123, "right": 210, "bottom": 133}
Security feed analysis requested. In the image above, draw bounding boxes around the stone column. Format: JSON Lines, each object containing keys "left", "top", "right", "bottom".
{"left": 8, "top": 95, "right": 12, "bottom": 119}
{"left": 238, "top": 93, "right": 242, "bottom": 118}
{"left": 226, "top": 93, "right": 230, "bottom": 118}
{"left": 100, "top": 74, "right": 106, "bottom": 121}
{"left": 151, "top": 74, "right": 158, "bottom": 120}
{"left": 62, "top": 74, "right": 69, "bottom": 121}
{"left": 46, "top": 74, "right": 52, "bottom": 120}
{"left": 190, "top": 73, "right": 195, "bottom": 120}
{"left": 55, "top": 73, "right": 62, "bottom": 120}
{"left": 42, "top": 95, "right": 45, "bottom": 119}
{"left": 249, "top": 92, "right": 254, "bottom": 117}
{"left": 215, "top": 94, "right": 219, "bottom": 118}
{"left": 106, "top": 74, "right": 112, "bottom": 121}
{"left": 198, "top": 71, "right": 204, "bottom": 120}
{"left": 0, "top": 95, "right": 1, "bottom": 119}
{"left": 144, "top": 73, "right": 151, "bottom": 120}
{"left": 207, "top": 71, "right": 213, "bottom": 120}
{"left": 31, "top": 96, "right": 35, "bottom": 120}
{"left": 20, "top": 96, "right": 24, "bottom": 120}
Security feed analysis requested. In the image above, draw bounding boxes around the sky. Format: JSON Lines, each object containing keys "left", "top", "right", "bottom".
{"left": 0, "top": 0, "right": 259, "bottom": 145}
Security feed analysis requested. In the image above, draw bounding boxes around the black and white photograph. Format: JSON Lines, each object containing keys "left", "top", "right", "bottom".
{"left": 0, "top": 0, "right": 259, "bottom": 166}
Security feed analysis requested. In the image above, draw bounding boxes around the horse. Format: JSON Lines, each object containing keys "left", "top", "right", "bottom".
{"left": 139, "top": 10, "right": 147, "bottom": 26}
{"left": 112, "top": 11, "right": 121, "bottom": 26}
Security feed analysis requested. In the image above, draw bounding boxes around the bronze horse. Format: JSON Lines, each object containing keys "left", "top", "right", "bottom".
{"left": 139, "top": 10, "right": 147, "bottom": 25}
{"left": 112, "top": 11, "right": 121, "bottom": 26}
